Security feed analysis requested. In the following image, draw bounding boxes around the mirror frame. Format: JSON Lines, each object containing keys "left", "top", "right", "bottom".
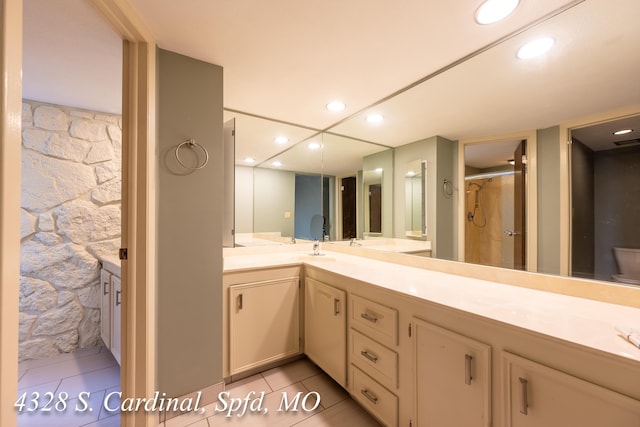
{"left": 458, "top": 130, "right": 538, "bottom": 272}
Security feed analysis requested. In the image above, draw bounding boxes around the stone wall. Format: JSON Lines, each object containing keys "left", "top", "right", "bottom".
{"left": 19, "top": 100, "right": 121, "bottom": 361}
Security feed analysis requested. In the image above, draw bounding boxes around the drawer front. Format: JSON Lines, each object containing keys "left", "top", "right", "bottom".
{"left": 350, "top": 328, "right": 398, "bottom": 390}
{"left": 351, "top": 294, "right": 398, "bottom": 347}
{"left": 350, "top": 365, "right": 398, "bottom": 427}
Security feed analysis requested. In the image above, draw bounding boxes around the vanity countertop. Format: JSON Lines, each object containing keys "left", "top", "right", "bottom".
{"left": 223, "top": 247, "right": 640, "bottom": 363}
{"left": 99, "top": 255, "right": 121, "bottom": 276}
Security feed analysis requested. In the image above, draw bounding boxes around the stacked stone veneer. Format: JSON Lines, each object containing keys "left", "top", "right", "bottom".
{"left": 19, "top": 100, "right": 122, "bottom": 361}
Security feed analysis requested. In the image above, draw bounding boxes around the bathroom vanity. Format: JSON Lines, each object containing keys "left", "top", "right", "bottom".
{"left": 222, "top": 247, "right": 640, "bottom": 426}
{"left": 100, "top": 256, "right": 122, "bottom": 365}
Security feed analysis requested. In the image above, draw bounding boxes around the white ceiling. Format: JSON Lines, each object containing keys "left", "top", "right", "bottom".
{"left": 22, "top": 0, "right": 640, "bottom": 176}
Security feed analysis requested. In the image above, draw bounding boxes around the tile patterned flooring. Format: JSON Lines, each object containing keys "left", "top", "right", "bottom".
{"left": 16, "top": 347, "right": 381, "bottom": 427}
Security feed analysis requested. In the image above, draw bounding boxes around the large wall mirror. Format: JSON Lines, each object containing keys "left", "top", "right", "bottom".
{"left": 226, "top": 0, "right": 639, "bottom": 287}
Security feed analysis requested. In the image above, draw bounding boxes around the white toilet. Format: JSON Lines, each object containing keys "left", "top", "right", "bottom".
{"left": 612, "top": 247, "right": 640, "bottom": 286}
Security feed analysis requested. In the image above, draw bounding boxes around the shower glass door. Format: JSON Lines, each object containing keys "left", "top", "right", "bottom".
{"left": 464, "top": 139, "right": 526, "bottom": 269}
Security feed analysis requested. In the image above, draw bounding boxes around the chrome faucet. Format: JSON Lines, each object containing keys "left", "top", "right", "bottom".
{"left": 350, "top": 238, "right": 362, "bottom": 247}
{"left": 312, "top": 240, "right": 320, "bottom": 256}
{"left": 290, "top": 236, "right": 296, "bottom": 244}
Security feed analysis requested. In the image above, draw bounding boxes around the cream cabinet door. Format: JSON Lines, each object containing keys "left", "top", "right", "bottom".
{"left": 100, "top": 269, "right": 112, "bottom": 350}
{"left": 229, "top": 278, "right": 300, "bottom": 375}
{"left": 111, "top": 275, "right": 122, "bottom": 365}
{"left": 305, "top": 277, "right": 346, "bottom": 387}
{"left": 414, "top": 318, "right": 491, "bottom": 427}
{"left": 503, "top": 351, "right": 640, "bottom": 427}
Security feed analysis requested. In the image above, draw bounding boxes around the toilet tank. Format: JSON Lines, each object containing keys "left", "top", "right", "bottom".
{"left": 613, "top": 247, "right": 640, "bottom": 275}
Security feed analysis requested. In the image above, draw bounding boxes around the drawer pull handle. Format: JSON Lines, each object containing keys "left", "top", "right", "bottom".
{"left": 361, "top": 313, "right": 378, "bottom": 323}
{"left": 115, "top": 290, "right": 121, "bottom": 306}
{"left": 465, "top": 353, "right": 473, "bottom": 385}
{"left": 334, "top": 298, "right": 341, "bottom": 316}
{"left": 360, "top": 350, "right": 378, "bottom": 363}
{"left": 103, "top": 280, "right": 110, "bottom": 296}
{"left": 519, "top": 377, "right": 528, "bottom": 415}
{"left": 360, "top": 388, "right": 378, "bottom": 404}
{"left": 238, "top": 294, "right": 243, "bottom": 310}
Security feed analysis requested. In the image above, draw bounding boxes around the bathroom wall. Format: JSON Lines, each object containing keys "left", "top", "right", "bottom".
{"left": 537, "top": 125, "right": 561, "bottom": 275}
{"left": 235, "top": 165, "right": 254, "bottom": 233}
{"left": 594, "top": 145, "right": 640, "bottom": 280}
{"left": 253, "top": 167, "right": 295, "bottom": 237}
{"left": 20, "top": 100, "right": 121, "bottom": 361}
{"left": 570, "top": 139, "right": 595, "bottom": 279}
{"left": 393, "top": 136, "right": 454, "bottom": 258}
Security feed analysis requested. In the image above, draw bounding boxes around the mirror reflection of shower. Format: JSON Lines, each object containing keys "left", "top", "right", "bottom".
{"left": 464, "top": 139, "right": 526, "bottom": 270}
{"left": 466, "top": 178, "right": 492, "bottom": 227}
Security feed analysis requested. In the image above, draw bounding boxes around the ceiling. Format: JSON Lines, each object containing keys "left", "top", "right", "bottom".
{"left": 23, "top": 0, "right": 640, "bottom": 175}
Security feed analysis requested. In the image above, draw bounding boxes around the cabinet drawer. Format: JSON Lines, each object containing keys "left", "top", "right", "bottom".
{"left": 350, "top": 294, "right": 398, "bottom": 347}
{"left": 350, "top": 365, "right": 398, "bottom": 427}
{"left": 350, "top": 328, "right": 398, "bottom": 390}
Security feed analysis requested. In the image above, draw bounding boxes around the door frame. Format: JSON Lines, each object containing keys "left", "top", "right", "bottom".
{"left": 458, "top": 130, "right": 538, "bottom": 272}
{"left": 1, "top": 1, "right": 157, "bottom": 426}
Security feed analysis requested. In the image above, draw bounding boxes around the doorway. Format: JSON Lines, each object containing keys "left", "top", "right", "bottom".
{"left": 341, "top": 176, "right": 357, "bottom": 239}
{"left": 463, "top": 139, "right": 527, "bottom": 270}
{"left": 369, "top": 184, "right": 382, "bottom": 233}
{"left": 569, "top": 115, "right": 640, "bottom": 282}
{"left": 19, "top": 0, "right": 123, "bottom": 424}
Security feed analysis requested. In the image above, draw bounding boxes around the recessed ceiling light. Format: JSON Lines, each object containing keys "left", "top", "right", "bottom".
{"left": 275, "top": 136, "right": 289, "bottom": 144}
{"left": 613, "top": 129, "right": 633, "bottom": 136}
{"left": 367, "top": 114, "right": 384, "bottom": 124}
{"left": 272, "top": 161, "right": 282, "bottom": 167}
{"left": 244, "top": 157, "right": 256, "bottom": 163}
{"left": 308, "top": 142, "right": 321, "bottom": 150}
{"left": 326, "top": 101, "right": 346, "bottom": 112}
{"left": 475, "top": 0, "right": 520, "bottom": 25}
{"left": 517, "top": 37, "right": 555, "bottom": 59}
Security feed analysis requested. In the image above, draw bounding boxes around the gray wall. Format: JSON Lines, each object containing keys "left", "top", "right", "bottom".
{"left": 594, "top": 146, "right": 640, "bottom": 280}
{"left": 156, "top": 49, "right": 223, "bottom": 396}
{"left": 537, "top": 126, "right": 561, "bottom": 275}
{"left": 393, "top": 136, "right": 454, "bottom": 258}
{"left": 253, "top": 167, "right": 295, "bottom": 237}
{"left": 571, "top": 139, "right": 595, "bottom": 279}
{"left": 234, "top": 166, "right": 254, "bottom": 233}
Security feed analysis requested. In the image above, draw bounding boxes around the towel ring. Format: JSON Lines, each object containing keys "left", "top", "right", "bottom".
{"left": 175, "top": 139, "right": 209, "bottom": 170}
{"left": 443, "top": 179, "right": 454, "bottom": 197}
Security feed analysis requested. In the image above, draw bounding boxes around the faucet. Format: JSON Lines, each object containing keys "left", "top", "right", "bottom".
{"left": 350, "top": 238, "right": 362, "bottom": 247}
{"left": 289, "top": 236, "right": 296, "bottom": 244}
{"left": 312, "top": 240, "right": 320, "bottom": 256}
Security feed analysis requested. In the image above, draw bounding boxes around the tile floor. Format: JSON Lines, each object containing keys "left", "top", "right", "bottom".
{"left": 16, "top": 348, "right": 381, "bottom": 427}
{"left": 17, "top": 345, "right": 120, "bottom": 427}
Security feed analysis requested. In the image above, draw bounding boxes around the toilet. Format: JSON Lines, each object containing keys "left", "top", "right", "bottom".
{"left": 612, "top": 247, "right": 640, "bottom": 286}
